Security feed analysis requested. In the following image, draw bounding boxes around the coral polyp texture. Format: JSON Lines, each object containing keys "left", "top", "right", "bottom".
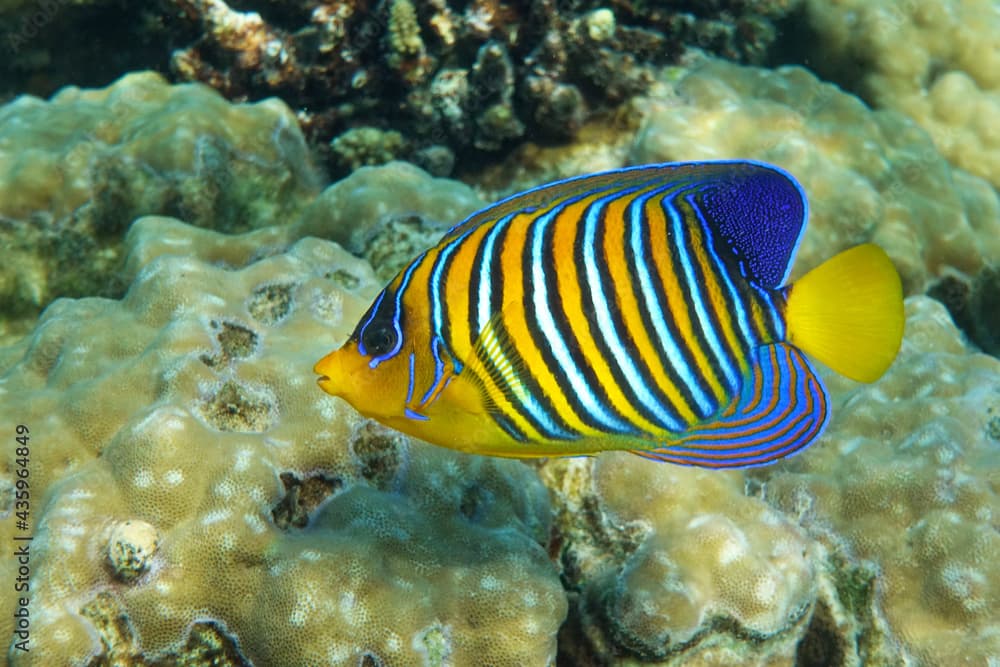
{"left": 631, "top": 58, "right": 1000, "bottom": 295}
{"left": 544, "top": 457, "right": 818, "bottom": 666}
{"left": 0, "top": 219, "right": 565, "bottom": 665}
{"left": 798, "top": 0, "right": 1000, "bottom": 189}
{"left": 0, "top": 71, "right": 319, "bottom": 342}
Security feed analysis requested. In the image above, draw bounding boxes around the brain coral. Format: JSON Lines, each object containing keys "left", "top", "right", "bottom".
{"left": 0, "top": 71, "right": 320, "bottom": 343}
{"left": 798, "top": 0, "right": 1000, "bottom": 188}
{"left": 0, "top": 218, "right": 565, "bottom": 665}
{"left": 631, "top": 58, "right": 1000, "bottom": 295}
{"left": 760, "top": 297, "right": 1000, "bottom": 665}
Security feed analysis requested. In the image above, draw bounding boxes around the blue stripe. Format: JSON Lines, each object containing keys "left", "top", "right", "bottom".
{"left": 406, "top": 351, "right": 417, "bottom": 404}
{"left": 418, "top": 336, "right": 448, "bottom": 405}
{"left": 476, "top": 213, "right": 517, "bottom": 332}
{"left": 664, "top": 186, "right": 734, "bottom": 389}
{"left": 530, "top": 201, "right": 634, "bottom": 433}
{"left": 582, "top": 190, "right": 676, "bottom": 426}
{"left": 628, "top": 185, "right": 711, "bottom": 422}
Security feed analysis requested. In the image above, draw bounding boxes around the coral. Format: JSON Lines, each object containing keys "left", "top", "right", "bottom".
{"left": 0, "top": 70, "right": 320, "bottom": 342}
{"left": 293, "top": 160, "right": 485, "bottom": 279}
{"left": 928, "top": 264, "right": 1000, "bottom": 357}
{"left": 468, "top": 40, "right": 524, "bottom": 150}
{"left": 329, "top": 126, "right": 410, "bottom": 172}
{"left": 758, "top": 297, "right": 1000, "bottom": 665}
{"left": 168, "top": 0, "right": 309, "bottom": 95}
{"left": 386, "top": 0, "right": 433, "bottom": 86}
{"left": 106, "top": 520, "right": 160, "bottom": 583}
{"left": 1, "top": 0, "right": 811, "bottom": 175}
{"left": 631, "top": 58, "right": 1000, "bottom": 294}
{"left": 543, "top": 457, "right": 818, "bottom": 665}
{"left": 0, "top": 1, "right": 806, "bottom": 179}
{"left": 796, "top": 0, "right": 1000, "bottom": 188}
{"left": 0, "top": 218, "right": 565, "bottom": 665}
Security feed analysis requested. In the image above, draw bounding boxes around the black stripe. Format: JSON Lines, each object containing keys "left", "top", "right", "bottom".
{"left": 674, "top": 194, "right": 747, "bottom": 389}
{"left": 536, "top": 203, "right": 633, "bottom": 432}
{"left": 622, "top": 191, "right": 699, "bottom": 425}
{"left": 657, "top": 190, "right": 727, "bottom": 413}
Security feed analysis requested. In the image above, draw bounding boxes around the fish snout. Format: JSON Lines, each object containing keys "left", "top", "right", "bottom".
{"left": 313, "top": 351, "right": 342, "bottom": 396}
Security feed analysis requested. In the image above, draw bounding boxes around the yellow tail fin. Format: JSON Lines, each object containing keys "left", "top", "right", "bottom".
{"left": 784, "top": 244, "right": 903, "bottom": 383}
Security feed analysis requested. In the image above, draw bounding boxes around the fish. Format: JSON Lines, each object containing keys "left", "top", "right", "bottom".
{"left": 314, "top": 160, "right": 904, "bottom": 468}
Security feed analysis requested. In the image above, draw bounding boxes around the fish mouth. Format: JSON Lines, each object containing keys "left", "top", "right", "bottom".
{"left": 315, "top": 374, "right": 337, "bottom": 396}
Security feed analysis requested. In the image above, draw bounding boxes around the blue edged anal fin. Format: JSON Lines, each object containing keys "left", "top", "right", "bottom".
{"left": 631, "top": 342, "right": 829, "bottom": 468}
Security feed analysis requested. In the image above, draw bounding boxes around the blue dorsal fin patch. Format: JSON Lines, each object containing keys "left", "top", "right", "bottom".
{"left": 688, "top": 161, "right": 808, "bottom": 289}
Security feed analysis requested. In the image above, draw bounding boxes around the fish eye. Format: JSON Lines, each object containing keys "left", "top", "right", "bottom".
{"left": 354, "top": 288, "right": 402, "bottom": 360}
{"left": 362, "top": 323, "right": 397, "bottom": 357}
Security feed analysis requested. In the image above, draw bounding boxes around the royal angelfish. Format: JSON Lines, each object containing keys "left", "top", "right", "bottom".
{"left": 315, "top": 161, "right": 904, "bottom": 468}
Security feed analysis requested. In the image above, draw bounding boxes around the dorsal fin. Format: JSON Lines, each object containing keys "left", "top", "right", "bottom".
{"left": 686, "top": 160, "right": 808, "bottom": 288}
{"left": 440, "top": 161, "right": 807, "bottom": 289}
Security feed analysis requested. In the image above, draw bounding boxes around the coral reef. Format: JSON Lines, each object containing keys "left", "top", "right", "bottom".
{"left": 631, "top": 58, "right": 1000, "bottom": 294}
{"left": 0, "top": 70, "right": 320, "bottom": 342}
{"left": 167, "top": 0, "right": 802, "bottom": 171}
{"left": 795, "top": 0, "right": 1000, "bottom": 189}
{"left": 758, "top": 297, "right": 1000, "bottom": 665}
{"left": 0, "top": 218, "right": 565, "bottom": 665}
{"left": 0, "top": 0, "right": 800, "bottom": 176}
{"left": 2, "top": 46, "right": 999, "bottom": 665}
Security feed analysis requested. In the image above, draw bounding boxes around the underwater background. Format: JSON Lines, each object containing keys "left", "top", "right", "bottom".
{"left": 1, "top": 0, "right": 998, "bottom": 665}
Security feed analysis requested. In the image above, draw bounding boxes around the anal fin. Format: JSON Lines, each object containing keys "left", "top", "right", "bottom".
{"left": 631, "top": 342, "right": 829, "bottom": 468}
